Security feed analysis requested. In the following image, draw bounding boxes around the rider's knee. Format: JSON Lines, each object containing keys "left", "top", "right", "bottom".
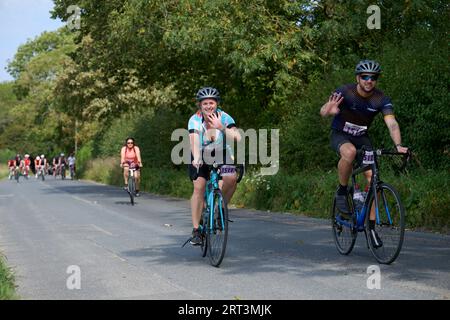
{"left": 192, "top": 183, "right": 206, "bottom": 196}
{"left": 340, "top": 144, "right": 357, "bottom": 162}
{"left": 222, "top": 175, "right": 237, "bottom": 187}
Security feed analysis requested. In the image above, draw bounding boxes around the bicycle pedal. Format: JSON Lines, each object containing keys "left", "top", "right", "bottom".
{"left": 181, "top": 238, "right": 192, "bottom": 248}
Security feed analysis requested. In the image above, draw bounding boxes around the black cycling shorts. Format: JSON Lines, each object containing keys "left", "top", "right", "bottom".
{"left": 188, "top": 151, "right": 236, "bottom": 181}
{"left": 330, "top": 130, "right": 373, "bottom": 156}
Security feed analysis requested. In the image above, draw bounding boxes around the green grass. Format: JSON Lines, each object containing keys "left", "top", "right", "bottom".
{"left": 0, "top": 164, "right": 9, "bottom": 180}
{"left": 81, "top": 158, "right": 450, "bottom": 233}
{"left": 0, "top": 254, "right": 17, "bottom": 300}
{"left": 0, "top": 165, "right": 18, "bottom": 299}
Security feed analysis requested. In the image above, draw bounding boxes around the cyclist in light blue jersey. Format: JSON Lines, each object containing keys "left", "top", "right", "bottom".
{"left": 188, "top": 87, "right": 241, "bottom": 245}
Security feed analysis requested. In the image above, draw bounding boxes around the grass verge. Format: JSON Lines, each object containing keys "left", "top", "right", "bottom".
{"left": 0, "top": 254, "right": 17, "bottom": 300}
{"left": 81, "top": 157, "right": 450, "bottom": 233}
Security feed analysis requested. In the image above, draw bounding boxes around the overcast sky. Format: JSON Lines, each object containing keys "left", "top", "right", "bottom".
{"left": 0, "top": 0, "right": 65, "bottom": 82}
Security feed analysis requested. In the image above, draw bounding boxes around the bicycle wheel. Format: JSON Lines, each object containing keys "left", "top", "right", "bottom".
{"left": 206, "top": 190, "right": 228, "bottom": 267}
{"left": 331, "top": 192, "right": 357, "bottom": 255}
{"left": 128, "top": 175, "right": 135, "bottom": 206}
{"left": 366, "top": 183, "right": 405, "bottom": 264}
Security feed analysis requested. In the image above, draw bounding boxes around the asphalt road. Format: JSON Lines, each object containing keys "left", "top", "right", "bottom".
{"left": 0, "top": 177, "right": 449, "bottom": 300}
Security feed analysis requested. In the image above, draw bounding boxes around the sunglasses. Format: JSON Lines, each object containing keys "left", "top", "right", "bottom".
{"left": 127, "top": 142, "right": 134, "bottom": 145}
{"left": 360, "top": 74, "right": 379, "bottom": 81}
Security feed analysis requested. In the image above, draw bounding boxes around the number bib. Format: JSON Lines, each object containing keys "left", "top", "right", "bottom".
{"left": 362, "top": 150, "right": 375, "bottom": 165}
{"left": 343, "top": 122, "right": 367, "bottom": 136}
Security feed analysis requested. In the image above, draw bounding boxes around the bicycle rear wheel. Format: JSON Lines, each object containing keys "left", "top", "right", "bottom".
{"left": 331, "top": 193, "right": 356, "bottom": 255}
{"left": 206, "top": 190, "right": 228, "bottom": 267}
{"left": 128, "top": 176, "right": 135, "bottom": 206}
{"left": 366, "top": 183, "right": 405, "bottom": 264}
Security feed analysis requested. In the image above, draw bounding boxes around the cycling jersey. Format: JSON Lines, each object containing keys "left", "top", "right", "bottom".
{"left": 331, "top": 84, "right": 394, "bottom": 136}
{"left": 68, "top": 156, "right": 76, "bottom": 166}
{"left": 188, "top": 108, "right": 236, "bottom": 152}
{"left": 124, "top": 147, "right": 138, "bottom": 164}
{"left": 8, "top": 160, "right": 15, "bottom": 167}
{"left": 24, "top": 159, "right": 31, "bottom": 166}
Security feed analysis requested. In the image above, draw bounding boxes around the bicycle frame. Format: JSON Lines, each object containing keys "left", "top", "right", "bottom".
{"left": 335, "top": 150, "right": 386, "bottom": 232}
{"left": 203, "top": 165, "right": 225, "bottom": 233}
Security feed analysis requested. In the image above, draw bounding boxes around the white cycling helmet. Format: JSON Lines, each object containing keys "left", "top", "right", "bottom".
{"left": 36, "top": 156, "right": 41, "bottom": 160}
{"left": 41, "top": 154, "right": 45, "bottom": 158}
{"left": 25, "top": 154, "right": 30, "bottom": 158}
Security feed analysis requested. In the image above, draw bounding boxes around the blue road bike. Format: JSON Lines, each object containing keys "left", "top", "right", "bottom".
{"left": 184, "top": 163, "right": 244, "bottom": 267}
{"left": 332, "top": 147, "right": 411, "bottom": 264}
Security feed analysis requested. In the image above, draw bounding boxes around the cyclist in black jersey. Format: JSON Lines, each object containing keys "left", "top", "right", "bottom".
{"left": 320, "top": 60, "right": 409, "bottom": 248}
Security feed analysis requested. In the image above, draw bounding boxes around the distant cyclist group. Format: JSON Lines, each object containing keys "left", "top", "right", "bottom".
{"left": 7, "top": 152, "right": 76, "bottom": 181}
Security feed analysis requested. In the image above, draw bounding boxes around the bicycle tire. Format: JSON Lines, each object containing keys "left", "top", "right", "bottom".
{"left": 331, "top": 193, "right": 357, "bottom": 255}
{"left": 366, "top": 182, "right": 405, "bottom": 264}
{"left": 206, "top": 190, "right": 229, "bottom": 267}
{"left": 128, "top": 175, "right": 135, "bottom": 206}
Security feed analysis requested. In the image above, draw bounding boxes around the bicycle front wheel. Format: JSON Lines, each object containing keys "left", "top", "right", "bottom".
{"left": 206, "top": 190, "right": 229, "bottom": 267}
{"left": 331, "top": 194, "right": 356, "bottom": 255}
{"left": 128, "top": 176, "right": 135, "bottom": 206}
{"left": 366, "top": 183, "right": 405, "bottom": 264}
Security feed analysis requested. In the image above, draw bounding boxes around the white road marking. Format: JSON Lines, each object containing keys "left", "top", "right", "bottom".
{"left": 90, "top": 224, "right": 114, "bottom": 236}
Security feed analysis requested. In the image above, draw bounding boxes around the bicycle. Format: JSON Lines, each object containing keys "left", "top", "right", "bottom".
{"left": 37, "top": 165, "right": 45, "bottom": 181}
{"left": 126, "top": 166, "right": 138, "bottom": 206}
{"left": 183, "top": 163, "right": 244, "bottom": 267}
{"left": 69, "top": 164, "right": 76, "bottom": 180}
{"left": 9, "top": 166, "right": 19, "bottom": 182}
{"left": 331, "top": 146, "right": 411, "bottom": 264}
{"left": 21, "top": 165, "right": 30, "bottom": 180}
{"left": 61, "top": 163, "right": 66, "bottom": 180}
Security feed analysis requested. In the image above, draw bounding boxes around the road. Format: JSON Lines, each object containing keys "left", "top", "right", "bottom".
{"left": 0, "top": 177, "right": 449, "bottom": 300}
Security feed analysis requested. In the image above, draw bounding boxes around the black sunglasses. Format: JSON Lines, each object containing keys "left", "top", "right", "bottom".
{"left": 360, "top": 74, "right": 379, "bottom": 81}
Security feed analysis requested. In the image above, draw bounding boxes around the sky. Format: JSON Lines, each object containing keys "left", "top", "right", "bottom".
{"left": 0, "top": 0, "right": 65, "bottom": 82}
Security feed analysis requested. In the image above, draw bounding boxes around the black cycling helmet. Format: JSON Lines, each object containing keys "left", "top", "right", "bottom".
{"left": 355, "top": 60, "right": 382, "bottom": 75}
{"left": 196, "top": 87, "right": 220, "bottom": 102}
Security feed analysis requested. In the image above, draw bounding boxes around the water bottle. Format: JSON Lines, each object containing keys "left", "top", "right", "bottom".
{"left": 353, "top": 184, "right": 365, "bottom": 213}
